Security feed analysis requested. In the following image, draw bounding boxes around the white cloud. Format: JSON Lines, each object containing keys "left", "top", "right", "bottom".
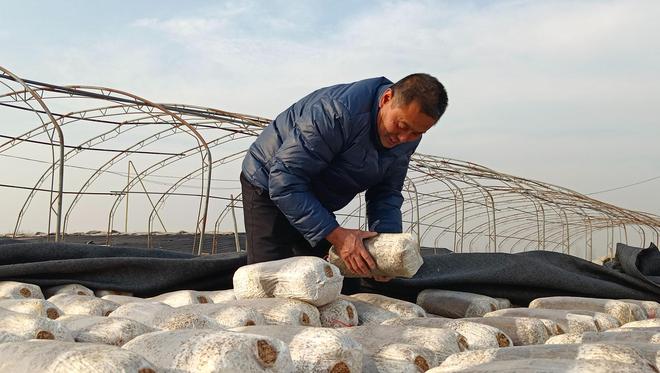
{"left": 2, "top": 0, "right": 659, "bottom": 232}
{"left": 132, "top": 17, "right": 226, "bottom": 38}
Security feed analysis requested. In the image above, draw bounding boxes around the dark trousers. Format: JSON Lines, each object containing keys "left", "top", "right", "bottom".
{"left": 240, "top": 173, "right": 331, "bottom": 263}
{"left": 240, "top": 173, "right": 361, "bottom": 294}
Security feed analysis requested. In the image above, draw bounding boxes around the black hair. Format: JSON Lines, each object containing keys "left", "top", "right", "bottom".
{"left": 390, "top": 73, "right": 448, "bottom": 121}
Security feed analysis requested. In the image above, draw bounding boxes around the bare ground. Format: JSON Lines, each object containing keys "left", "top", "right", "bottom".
{"left": 3, "top": 232, "right": 246, "bottom": 255}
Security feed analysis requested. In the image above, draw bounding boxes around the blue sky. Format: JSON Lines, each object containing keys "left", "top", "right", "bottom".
{"left": 1, "top": 0, "right": 659, "bottom": 232}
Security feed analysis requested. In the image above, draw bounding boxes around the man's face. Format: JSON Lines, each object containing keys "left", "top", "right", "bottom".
{"left": 377, "top": 89, "right": 437, "bottom": 149}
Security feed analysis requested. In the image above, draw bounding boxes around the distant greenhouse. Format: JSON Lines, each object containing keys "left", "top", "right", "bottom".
{"left": 1, "top": 65, "right": 658, "bottom": 260}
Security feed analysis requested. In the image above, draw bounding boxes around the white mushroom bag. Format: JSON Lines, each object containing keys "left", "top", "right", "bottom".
{"left": 233, "top": 256, "right": 343, "bottom": 307}
{"left": 328, "top": 233, "right": 423, "bottom": 278}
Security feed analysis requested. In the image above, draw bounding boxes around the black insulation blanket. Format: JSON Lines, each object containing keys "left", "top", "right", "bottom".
{"left": 0, "top": 241, "right": 657, "bottom": 304}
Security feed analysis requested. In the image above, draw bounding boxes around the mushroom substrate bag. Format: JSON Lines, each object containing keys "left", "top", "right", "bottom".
{"left": 328, "top": 233, "right": 423, "bottom": 278}
{"left": 233, "top": 256, "right": 343, "bottom": 306}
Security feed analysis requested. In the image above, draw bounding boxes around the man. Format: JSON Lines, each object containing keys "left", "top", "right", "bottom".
{"left": 240, "top": 73, "right": 447, "bottom": 280}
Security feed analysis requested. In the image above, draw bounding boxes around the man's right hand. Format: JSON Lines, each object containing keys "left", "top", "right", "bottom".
{"left": 326, "top": 226, "right": 378, "bottom": 276}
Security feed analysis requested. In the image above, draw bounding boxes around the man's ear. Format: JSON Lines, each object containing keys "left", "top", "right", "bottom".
{"left": 379, "top": 88, "right": 393, "bottom": 108}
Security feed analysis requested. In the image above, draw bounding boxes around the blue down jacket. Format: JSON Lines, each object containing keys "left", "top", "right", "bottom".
{"left": 241, "top": 77, "right": 420, "bottom": 246}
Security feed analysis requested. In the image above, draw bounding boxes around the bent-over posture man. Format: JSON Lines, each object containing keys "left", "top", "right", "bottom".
{"left": 240, "top": 73, "right": 448, "bottom": 282}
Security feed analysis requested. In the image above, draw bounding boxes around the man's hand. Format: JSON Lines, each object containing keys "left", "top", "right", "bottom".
{"left": 327, "top": 227, "right": 377, "bottom": 276}
{"left": 373, "top": 275, "right": 392, "bottom": 282}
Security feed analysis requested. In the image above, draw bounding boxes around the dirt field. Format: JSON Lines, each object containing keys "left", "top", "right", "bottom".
{"left": 3, "top": 232, "right": 246, "bottom": 255}
{"left": 4, "top": 231, "right": 443, "bottom": 257}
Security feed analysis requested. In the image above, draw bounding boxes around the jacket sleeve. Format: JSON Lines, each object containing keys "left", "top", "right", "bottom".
{"left": 365, "top": 154, "right": 412, "bottom": 233}
{"left": 268, "top": 97, "right": 348, "bottom": 246}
